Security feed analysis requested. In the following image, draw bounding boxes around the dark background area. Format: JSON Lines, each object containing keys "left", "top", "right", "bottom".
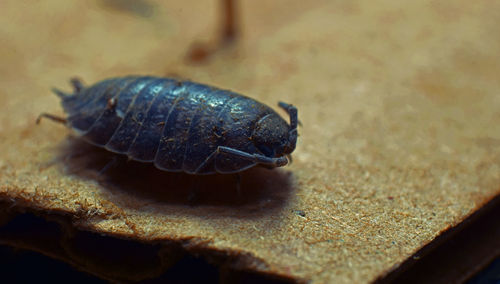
{"left": 1, "top": 195, "right": 499, "bottom": 283}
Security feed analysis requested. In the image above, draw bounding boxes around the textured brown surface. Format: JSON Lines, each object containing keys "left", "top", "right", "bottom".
{"left": 1, "top": 0, "right": 500, "bottom": 283}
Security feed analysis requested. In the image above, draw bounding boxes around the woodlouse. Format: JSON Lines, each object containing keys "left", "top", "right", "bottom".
{"left": 38, "top": 76, "right": 298, "bottom": 174}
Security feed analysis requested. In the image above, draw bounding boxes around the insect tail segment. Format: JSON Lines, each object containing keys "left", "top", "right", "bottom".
{"left": 52, "top": 87, "right": 78, "bottom": 113}
{"left": 70, "top": 77, "right": 84, "bottom": 93}
{"left": 52, "top": 78, "right": 86, "bottom": 114}
{"left": 51, "top": 77, "right": 85, "bottom": 98}
{"left": 51, "top": 87, "right": 70, "bottom": 99}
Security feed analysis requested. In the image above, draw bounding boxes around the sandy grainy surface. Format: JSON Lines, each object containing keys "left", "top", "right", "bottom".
{"left": 1, "top": 0, "right": 500, "bottom": 282}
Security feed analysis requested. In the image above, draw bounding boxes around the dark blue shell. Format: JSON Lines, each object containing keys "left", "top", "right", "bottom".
{"left": 58, "top": 76, "right": 295, "bottom": 174}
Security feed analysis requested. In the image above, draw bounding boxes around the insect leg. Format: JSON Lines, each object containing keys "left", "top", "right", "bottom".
{"left": 234, "top": 173, "right": 241, "bottom": 196}
{"left": 218, "top": 146, "right": 288, "bottom": 167}
{"left": 188, "top": 176, "right": 201, "bottom": 206}
{"left": 98, "top": 155, "right": 120, "bottom": 176}
{"left": 36, "top": 113, "right": 67, "bottom": 125}
{"left": 194, "top": 149, "right": 218, "bottom": 174}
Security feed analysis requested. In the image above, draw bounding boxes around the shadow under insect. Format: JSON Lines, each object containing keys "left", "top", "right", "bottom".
{"left": 58, "top": 138, "right": 295, "bottom": 208}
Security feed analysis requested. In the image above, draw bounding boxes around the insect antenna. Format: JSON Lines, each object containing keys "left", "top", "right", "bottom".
{"left": 278, "top": 102, "right": 298, "bottom": 130}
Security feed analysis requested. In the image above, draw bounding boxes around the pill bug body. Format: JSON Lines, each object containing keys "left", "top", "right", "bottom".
{"left": 43, "top": 76, "right": 298, "bottom": 174}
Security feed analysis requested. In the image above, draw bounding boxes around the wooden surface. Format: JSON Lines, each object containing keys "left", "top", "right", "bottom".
{"left": 1, "top": 0, "right": 500, "bottom": 282}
